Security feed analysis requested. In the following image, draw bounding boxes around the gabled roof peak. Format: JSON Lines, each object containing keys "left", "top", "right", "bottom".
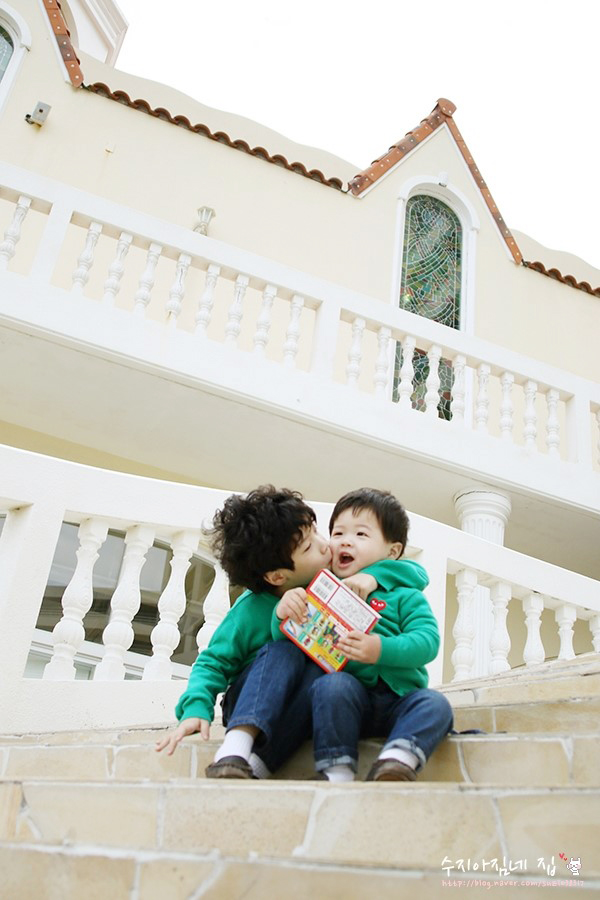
{"left": 348, "top": 98, "right": 523, "bottom": 265}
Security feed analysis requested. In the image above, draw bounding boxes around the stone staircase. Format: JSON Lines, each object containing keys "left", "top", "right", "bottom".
{"left": 2, "top": 656, "right": 600, "bottom": 898}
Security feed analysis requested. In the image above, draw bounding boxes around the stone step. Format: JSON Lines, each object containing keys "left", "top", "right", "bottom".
{"left": 2, "top": 779, "right": 599, "bottom": 882}
{"left": 2, "top": 843, "right": 597, "bottom": 900}
{"left": 2, "top": 728, "right": 599, "bottom": 786}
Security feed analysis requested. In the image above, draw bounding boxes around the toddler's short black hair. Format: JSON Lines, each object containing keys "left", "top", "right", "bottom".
{"left": 207, "top": 485, "right": 316, "bottom": 594}
{"left": 329, "top": 488, "right": 409, "bottom": 553}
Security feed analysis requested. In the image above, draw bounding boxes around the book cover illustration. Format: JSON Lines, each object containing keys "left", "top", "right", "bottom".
{"left": 279, "top": 568, "right": 381, "bottom": 673}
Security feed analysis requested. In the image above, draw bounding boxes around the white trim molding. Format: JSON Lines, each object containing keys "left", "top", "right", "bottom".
{"left": 0, "top": 2, "right": 32, "bottom": 117}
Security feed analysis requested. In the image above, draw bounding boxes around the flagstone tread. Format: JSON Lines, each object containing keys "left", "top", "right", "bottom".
{"left": 2, "top": 844, "right": 596, "bottom": 900}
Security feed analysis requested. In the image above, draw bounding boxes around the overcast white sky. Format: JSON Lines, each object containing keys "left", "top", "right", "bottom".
{"left": 114, "top": 0, "right": 599, "bottom": 270}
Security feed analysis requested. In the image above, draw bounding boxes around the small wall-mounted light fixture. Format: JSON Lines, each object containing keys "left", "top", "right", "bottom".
{"left": 437, "top": 171, "right": 449, "bottom": 187}
{"left": 194, "top": 206, "right": 216, "bottom": 235}
{"left": 25, "top": 102, "right": 51, "bottom": 126}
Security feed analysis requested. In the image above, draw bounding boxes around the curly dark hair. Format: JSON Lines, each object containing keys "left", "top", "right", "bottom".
{"left": 206, "top": 485, "right": 317, "bottom": 593}
{"left": 329, "top": 488, "right": 409, "bottom": 553}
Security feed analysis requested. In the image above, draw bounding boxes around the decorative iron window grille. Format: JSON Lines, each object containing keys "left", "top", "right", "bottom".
{"left": 0, "top": 26, "right": 13, "bottom": 81}
{"left": 393, "top": 195, "right": 462, "bottom": 419}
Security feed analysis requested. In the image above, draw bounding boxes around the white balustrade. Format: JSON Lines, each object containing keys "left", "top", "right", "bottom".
{"left": 545, "top": 389, "right": 561, "bottom": 457}
{"left": 489, "top": 581, "right": 511, "bottom": 674}
{"left": 451, "top": 568, "right": 478, "bottom": 681}
{"left": 397, "top": 335, "right": 416, "bottom": 409}
{"left": 72, "top": 221, "right": 102, "bottom": 293}
{"left": 134, "top": 242, "right": 162, "bottom": 317}
{"left": 196, "top": 562, "right": 230, "bottom": 652}
{"left": 43, "top": 518, "right": 109, "bottom": 681}
{"left": 143, "top": 529, "right": 200, "bottom": 681}
{"left": 225, "top": 274, "right": 249, "bottom": 346}
{"left": 475, "top": 364, "right": 490, "bottom": 432}
{"left": 166, "top": 253, "right": 191, "bottom": 325}
{"left": 424, "top": 344, "right": 442, "bottom": 416}
{"left": 283, "top": 294, "right": 304, "bottom": 367}
{"left": 346, "top": 316, "right": 365, "bottom": 388}
{"left": 522, "top": 593, "right": 545, "bottom": 666}
{"left": 195, "top": 263, "right": 220, "bottom": 335}
{"left": 253, "top": 283, "right": 277, "bottom": 355}
{"left": 102, "top": 232, "right": 132, "bottom": 306}
{"left": 499, "top": 372, "right": 515, "bottom": 440}
{"left": 450, "top": 354, "right": 466, "bottom": 423}
{"left": 94, "top": 524, "right": 155, "bottom": 681}
{"left": 374, "top": 326, "right": 391, "bottom": 398}
{"left": 0, "top": 195, "right": 31, "bottom": 270}
{"left": 523, "top": 380, "right": 538, "bottom": 451}
{"left": 555, "top": 602, "right": 576, "bottom": 660}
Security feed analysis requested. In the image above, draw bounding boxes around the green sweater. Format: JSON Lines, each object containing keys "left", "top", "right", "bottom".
{"left": 175, "top": 589, "right": 278, "bottom": 723}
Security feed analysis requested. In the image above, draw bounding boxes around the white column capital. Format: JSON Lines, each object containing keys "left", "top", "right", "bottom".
{"left": 453, "top": 487, "right": 512, "bottom": 545}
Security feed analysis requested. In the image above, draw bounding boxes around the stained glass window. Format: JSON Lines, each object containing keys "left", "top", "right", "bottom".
{"left": 393, "top": 195, "right": 462, "bottom": 419}
{"left": 0, "top": 26, "right": 13, "bottom": 81}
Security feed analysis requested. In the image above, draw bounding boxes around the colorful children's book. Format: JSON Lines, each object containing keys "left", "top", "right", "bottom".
{"left": 279, "top": 568, "right": 381, "bottom": 673}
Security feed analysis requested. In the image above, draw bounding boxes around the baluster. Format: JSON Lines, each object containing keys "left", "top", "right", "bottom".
{"left": 165, "top": 253, "right": 191, "bottom": 326}
{"left": 451, "top": 568, "right": 478, "bottom": 681}
{"left": 397, "top": 335, "right": 416, "bottom": 409}
{"left": 283, "top": 294, "right": 304, "bottom": 368}
{"left": 499, "top": 372, "right": 515, "bottom": 441}
{"left": 489, "top": 581, "right": 511, "bottom": 674}
{"left": 346, "top": 316, "right": 365, "bottom": 388}
{"left": 93, "top": 524, "right": 155, "bottom": 681}
{"left": 0, "top": 195, "right": 31, "bottom": 270}
{"left": 424, "top": 344, "right": 442, "bottom": 416}
{"left": 374, "top": 326, "right": 391, "bottom": 398}
{"left": 589, "top": 614, "right": 600, "bottom": 653}
{"left": 225, "top": 275, "right": 249, "bottom": 346}
{"left": 196, "top": 562, "right": 230, "bottom": 652}
{"left": 143, "top": 529, "right": 200, "bottom": 681}
{"left": 475, "top": 364, "right": 490, "bottom": 432}
{"left": 253, "top": 283, "right": 277, "bottom": 355}
{"left": 134, "top": 242, "right": 162, "bottom": 317}
{"left": 555, "top": 602, "right": 576, "bottom": 660}
{"left": 72, "top": 222, "right": 102, "bottom": 293}
{"left": 522, "top": 593, "right": 545, "bottom": 666}
{"left": 43, "top": 518, "right": 109, "bottom": 681}
{"left": 523, "top": 380, "right": 538, "bottom": 450}
{"left": 102, "top": 232, "right": 132, "bottom": 306}
{"left": 545, "top": 388, "right": 561, "bottom": 457}
{"left": 195, "top": 263, "right": 220, "bottom": 335}
{"left": 450, "top": 354, "right": 466, "bottom": 423}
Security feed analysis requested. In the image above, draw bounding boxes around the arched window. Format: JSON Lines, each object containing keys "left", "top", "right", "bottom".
{"left": 393, "top": 195, "right": 462, "bottom": 418}
{"left": 0, "top": 24, "right": 13, "bottom": 80}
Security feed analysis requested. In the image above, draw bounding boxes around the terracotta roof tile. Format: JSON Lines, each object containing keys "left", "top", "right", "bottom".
{"left": 42, "top": 0, "right": 83, "bottom": 87}
{"left": 523, "top": 261, "right": 600, "bottom": 297}
{"left": 83, "top": 82, "right": 344, "bottom": 190}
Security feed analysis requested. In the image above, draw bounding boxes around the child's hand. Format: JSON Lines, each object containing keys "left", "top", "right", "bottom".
{"left": 276, "top": 587, "right": 309, "bottom": 624}
{"left": 338, "top": 630, "right": 381, "bottom": 664}
{"left": 155, "top": 717, "right": 209, "bottom": 755}
{"left": 342, "top": 573, "right": 377, "bottom": 600}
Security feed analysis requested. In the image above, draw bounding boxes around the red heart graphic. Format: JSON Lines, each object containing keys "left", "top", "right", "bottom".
{"left": 559, "top": 853, "right": 567, "bottom": 860}
{"left": 370, "top": 598, "right": 386, "bottom": 611}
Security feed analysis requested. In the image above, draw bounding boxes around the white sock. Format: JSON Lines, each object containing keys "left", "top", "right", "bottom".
{"left": 322, "top": 764, "right": 355, "bottom": 782}
{"left": 378, "top": 747, "right": 419, "bottom": 770}
{"left": 213, "top": 729, "right": 255, "bottom": 763}
{"left": 249, "top": 752, "right": 271, "bottom": 780}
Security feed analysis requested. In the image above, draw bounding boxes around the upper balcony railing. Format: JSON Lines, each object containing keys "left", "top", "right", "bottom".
{"left": 1, "top": 162, "right": 599, "bottom": 510}
{"left": 1, "top": 443, "right": 599, "bottom": 735}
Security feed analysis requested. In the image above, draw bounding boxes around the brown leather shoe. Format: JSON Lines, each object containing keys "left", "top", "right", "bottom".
{"left": 205, "top": 755, "right": 254, "bottom": 779}
{"left": 365, "top": 758, "right": 417, "bottom": 782}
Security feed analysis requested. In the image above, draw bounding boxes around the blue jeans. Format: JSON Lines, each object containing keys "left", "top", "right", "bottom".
{"left": 311, "top": 673, "right": 453, "bottom": 772}
{"left": 222, "top": 639, "right": 324, "bottom": 773}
